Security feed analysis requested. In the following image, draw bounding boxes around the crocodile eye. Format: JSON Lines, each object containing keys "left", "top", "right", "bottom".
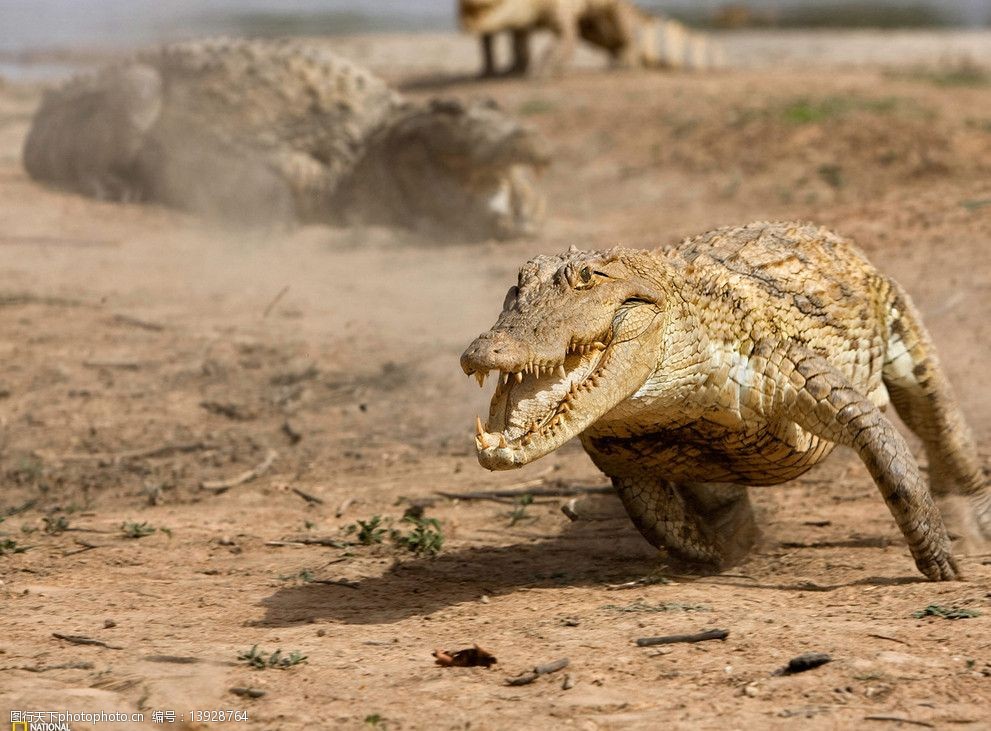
{"left": 579, "top": 266, "right": 591, "bottom": 284}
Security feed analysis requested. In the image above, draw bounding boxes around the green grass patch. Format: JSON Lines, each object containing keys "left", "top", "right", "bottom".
{"left": 238, "top": 645, "right": 307, "bottom": 670}
{"left": 120, "top": 521, "right": 156, "bottom": 539}
{"left": 913, "top": 604, "right": 980, "bottom": 620}
{"left": 518, "top": 98, "right": 556, "bottom": 116}
{"left": 779, "top": 95, "right": 915, "bottom": 125}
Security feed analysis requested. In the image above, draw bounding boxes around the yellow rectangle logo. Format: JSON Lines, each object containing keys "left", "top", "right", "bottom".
{"left": 12, "top": 722, "right": 29, "bottom": 731}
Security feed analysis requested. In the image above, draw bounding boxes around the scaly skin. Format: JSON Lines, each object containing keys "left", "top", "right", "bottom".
{"left": 23, "top": 39, "right": 548, "bottom": 238}
{"left": 461, "top": 221, "right": 990, "bottom": 580}
{"left": 457, "top": 0, "right": 719, "bottom": 77}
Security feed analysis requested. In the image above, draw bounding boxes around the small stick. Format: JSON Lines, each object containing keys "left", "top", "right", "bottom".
{"left": 336, "top": 497, "right": 355, "bottom": 518}
{"left": 864, "top": 716, "right": 935, "bottom": 728}
{"left": 19, "top": 661, "right": 95, "bottom": 672}
{"left": 270, "top": 536, "right": 347, "bottom": 547}
{"left": 0, "top": 293, "right": 83, "bottom": 308}
{"left": 635, "top": 629, "right": 729, "bottom": 647}
{"left": 63, "top": 539, "right": 110, "bottom": 556}
{"left": 0, "top": 235, "right": 118, "bottom": 248}
{"left": 144, "top": 655, "right": 202, "bottom": 664}
{"left": 263, "top": 285, "right": 290, "bottom": 318}
{"left": 52, "top": 441, "right": 209, "bottom": 463}
{"left": 201, "top": 450, "right": 277, "bottom": 493}
{"left": 292, "top": 487, "right": 324, "bottom": 505}
{"left": 438, "top": 484, "right": 611, "bottom": 503}
{"left": 52, "top": 633, "right": 123, "bottom": 650}
{"left": 506, "top": 657, "right": 570, "bottom": 686}
{"left": 2, "top": 498, "right": 38, "bottom": 517}
{"left": 868, "top": 633, "right": 907, "bottom": 645}
{"left": 82, "top": 360, "right": 143, "bottom": 370}
{"left": 111, "top": 313, "right": 164, "bottom": 331}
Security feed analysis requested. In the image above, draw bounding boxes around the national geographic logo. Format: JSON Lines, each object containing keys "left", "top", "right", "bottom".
{"left": 12, "top": 724, "right": 70, "bottom": 731}
{"left": 12, "top": 723, "right": 28, "bottom": 731}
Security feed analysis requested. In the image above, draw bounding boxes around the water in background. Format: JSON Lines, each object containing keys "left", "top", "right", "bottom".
{"left": 0, "top": 0, "right": 988, "bottom": 79}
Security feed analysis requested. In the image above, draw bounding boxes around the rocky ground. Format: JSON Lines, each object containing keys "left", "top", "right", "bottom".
{"left": 1, "top": 30, "right": 989, "bottom": 731}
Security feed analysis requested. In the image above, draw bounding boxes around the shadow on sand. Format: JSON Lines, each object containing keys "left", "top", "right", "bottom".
{"left": 258, "top": 507, "right": 929, "bottom": 626}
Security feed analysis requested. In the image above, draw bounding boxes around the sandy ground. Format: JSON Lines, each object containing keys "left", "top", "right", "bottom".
{"left": 1, "top": 30, "right": 990, "bottom": 731}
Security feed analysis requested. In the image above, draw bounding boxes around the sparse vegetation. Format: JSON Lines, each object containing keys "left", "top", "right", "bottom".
{"left": 343, "top": 513, "right": 444, "bottom": 556}
{"left": 779, "top": 96, "right": 915, "bottom": 125}
{"left": 0, "top": 517, "right": 28, "bottom": 555}
{"left": 0, "top": 538, "right": 27, "bottom": 555}
{"left": 346, "top": 515, "right": 388, "bottom": 545}
{"left": 279, "top": 569, "right": 315, "bottom": 584}
{"left": 518, "top": 98, "right": 556, "bottom": 116}
{"left": 913, "top": 604, "right": 980, "bottom": 619}
{"left": 892, "top": 60, "right": 991, "bottom": 88}
{"left": 238, "top": 645, "right": 307, "bottom": 670}
{"left": 43, "top": 515, "right": 70, "bottom": 534}
{"left": 507, "top": 493, "right": 535, "bottom": 526}
{"left": 120, "top": 521, "right": 156, "bottom": 539}
{"left": 393, "top": 516, "right": 444, "bottom": 557}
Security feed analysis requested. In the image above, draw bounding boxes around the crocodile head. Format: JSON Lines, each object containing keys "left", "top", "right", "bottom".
{"left": 461, "top": 247, "right": 671, "bottom": 469}
{"left": 353, "top": 98, "right": 548, "bottom": 239}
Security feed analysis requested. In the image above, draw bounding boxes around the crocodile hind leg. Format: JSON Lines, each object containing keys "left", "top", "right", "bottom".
{"left": 883, "top": 284, "right": 991, "bottom": 539}
{"left": 783, "top": 344, "right": 958, "bottom": 580}
{"left": 612, "top": 475, "right": 756, "bottom": 568}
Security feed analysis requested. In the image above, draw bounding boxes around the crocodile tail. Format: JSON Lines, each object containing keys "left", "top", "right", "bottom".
{"left": 882, "top": 281, "right": 991, "bottom": 541}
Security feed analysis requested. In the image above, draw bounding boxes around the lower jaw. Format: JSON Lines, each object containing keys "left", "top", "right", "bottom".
{"left": 476, "top": 445, "right": 527, "bottom": 471}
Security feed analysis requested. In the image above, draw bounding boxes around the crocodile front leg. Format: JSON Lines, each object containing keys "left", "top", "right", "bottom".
{"left": 782, "top": 345, "right": 959, "bottom": 580}
{"left": 613, "top": 476, "right": 756, "bottom": 568}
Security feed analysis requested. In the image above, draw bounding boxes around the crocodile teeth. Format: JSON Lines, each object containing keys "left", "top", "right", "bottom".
{"left": 502, "top": 371, "right": 510, "bottom": 384}
{"left": 557, "top": 365, "right": 566, "bottom": 378}
{"left": 475, "top": 430, "right": 503, "bottom": 450}
{"left": 515, "top": 372, "right": 523, "bottom": 383}
{"left": 591, "top": 341, "right": 606, "bottom": 350}
{"left": 475, "top": 371, "right": 487, "bottom": 387}
{"left": 475, "top": 415, "right": 486, "bottom": 437}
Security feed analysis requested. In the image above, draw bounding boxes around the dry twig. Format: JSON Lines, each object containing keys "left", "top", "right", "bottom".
{"left": 506, "top": 657, "right": 570, "bottom": 686}
{"left": 635, "top": 629, "right": 729, "bottom": 647}
{"left": 864, "top": 716, "right": 934, "bottom": 728}
{"left": 52, "top": 633, "right": 123, "bottom": 650}
{"left": 438, "top": 483, "right": 611, "bottom": 503}
{"left": 201, "top": 450, "right": 277, "bottom": 493}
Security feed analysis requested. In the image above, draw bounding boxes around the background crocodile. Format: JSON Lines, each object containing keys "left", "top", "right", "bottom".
{"left": 461, "top": 221, "right": 990, "bottom": 581}
{"left": 458, "top": 0, "right": 719, "bottom": 77}
{"left": 22, "top": 38, "right": 548, "bottom": 239}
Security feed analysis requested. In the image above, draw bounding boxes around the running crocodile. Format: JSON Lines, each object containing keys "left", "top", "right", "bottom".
{"left": 461, "top": 221, "right": 990, "bottom": 580}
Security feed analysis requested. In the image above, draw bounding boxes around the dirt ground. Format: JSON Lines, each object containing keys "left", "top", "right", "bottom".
{"left": 1, "top": 31, "right": 990, "bottom": 731}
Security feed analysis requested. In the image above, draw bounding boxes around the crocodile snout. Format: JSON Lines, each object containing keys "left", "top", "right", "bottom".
{"left": 460, "top": 330, "right": 532, "bottom": 375}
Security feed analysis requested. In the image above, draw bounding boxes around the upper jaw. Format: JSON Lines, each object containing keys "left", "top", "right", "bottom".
{"left": 463, "top": 302, "right": 667, "bottom": 470}
{"left": 469, "top": 339, "right": 611, "bottom": 470}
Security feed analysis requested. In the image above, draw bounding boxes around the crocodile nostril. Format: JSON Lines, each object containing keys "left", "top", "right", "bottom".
{"left": 492, "top": 348, "right": 502, "bottom": 354}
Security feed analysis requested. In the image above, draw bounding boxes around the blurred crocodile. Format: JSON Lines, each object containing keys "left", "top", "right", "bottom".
{"left": 23, "top": 38, "right": 548, "bottom": 239}
{"left": 461, "top": 221, "right": 990, "bottom": 580}
{"left": 458, "top": 0, "right": 720, "bottom": 77}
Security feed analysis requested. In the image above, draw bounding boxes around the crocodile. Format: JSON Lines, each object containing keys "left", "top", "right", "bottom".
{"left": 23, "top": 38, "right": 547, "bottom": 239}
{"left": 460, "top": 221, "right": 990, "bottom": 580}
{"left": 458, "top": 0, "right": 718, "bottom": 77}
